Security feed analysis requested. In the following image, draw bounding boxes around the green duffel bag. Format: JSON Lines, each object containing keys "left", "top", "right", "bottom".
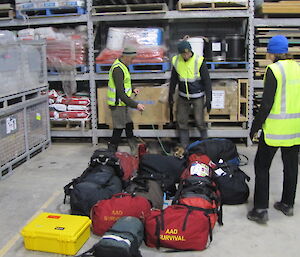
{"left": 77, "top": 216, "right": 144, "bottom": 257}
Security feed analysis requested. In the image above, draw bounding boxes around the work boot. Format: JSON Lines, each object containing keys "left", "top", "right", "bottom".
{"left": 107, "top": 142, "right": 118, "bottom": 152}
{"left": 128, "top": 137, "right": 139, "bottom": 156}
{"left": 179, "top": 129, "right": 189, "bottom": 148}
{"left": 274, "top": 202, "right": 294, "bottom": 216}
{"left": 247, "top": 208, "right": 268, "bottom": 224}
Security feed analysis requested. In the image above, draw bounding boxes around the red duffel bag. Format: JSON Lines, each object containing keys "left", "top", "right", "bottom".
{"left": 115, "top": 152, "right": 139, "bottom": 182}
{"left": 91, "top": 193, "right": 151, "bottom": 236}
{"left": 145, "top": 204, "right": 212, "bottom": 251}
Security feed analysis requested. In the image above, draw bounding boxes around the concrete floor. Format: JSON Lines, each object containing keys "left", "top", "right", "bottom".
{"left": 0, "top": 141, "right": 299, "bottom": 257}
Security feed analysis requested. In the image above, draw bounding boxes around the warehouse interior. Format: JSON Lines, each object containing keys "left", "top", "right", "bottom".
{"left": 1, "top": 0, "right": 300, "bottom": 256}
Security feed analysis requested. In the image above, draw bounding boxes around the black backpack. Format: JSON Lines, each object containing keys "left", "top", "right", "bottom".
{"left": 137, "top": 154, "right": 186, "bottom": 195}
{"left": 64, "top": 164, "right": 122, "bottom": 216}
{"left": 214, "top": 165, "right": 250, "bottom": 205}
{"left": 76, "top": 216, "right": 144, "bottom": 257}
{"left": 89, "top": 149, "right": 123, "bottom": 178}
{"left": 187, "top": 138, "right": 239, "bottom": 164}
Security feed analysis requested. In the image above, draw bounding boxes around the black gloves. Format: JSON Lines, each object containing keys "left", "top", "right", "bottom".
{"left": 249, "top": 127, "right": 256, "bottom": 142}
{"left": 205, "top": 101, "right": 211, "bottom": 113}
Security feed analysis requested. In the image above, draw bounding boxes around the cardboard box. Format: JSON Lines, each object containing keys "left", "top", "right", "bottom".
{"left": 205, "top": 80, "right": 239, "bottom": 121}
{"left": 21, "top": 212, "right": 91, "bottom": 255}
{"left": 97, "top": 85, "right": 170, "bottom": 126}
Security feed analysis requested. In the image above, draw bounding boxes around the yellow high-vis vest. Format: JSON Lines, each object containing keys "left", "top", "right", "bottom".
{"left": 107, "top": 59, "right": 132, "bottom": 106}
{"left": 172, "top": 54, "right": 204, "bottom": 99}
{"left": 263, "top": 60, "right": 300, "bottom": 146}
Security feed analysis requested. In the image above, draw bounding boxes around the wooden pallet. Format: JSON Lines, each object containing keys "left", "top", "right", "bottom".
{"left": 178, "top": 0, "right": 248, "bottom": 11}
{"left": 92, "top": 3, "right": 168, "bottom": 16}
{"left": 0, "top": 4, "right": 14, "bottom": 20}
{"left": 50, "top": 119, "right": 91, "bottom": 130}
{"left": 260, "top": 1, "right": 300, "bottom": 14}
{"left": 102, "top": 122, "right": 168, "bottom": 130}
{"left": 255, "top": 46, "right": 300, "bottom": 54}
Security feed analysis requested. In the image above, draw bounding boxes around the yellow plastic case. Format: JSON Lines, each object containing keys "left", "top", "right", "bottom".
{"left": 21, "top": 212, "right": 91, "bottom": 255}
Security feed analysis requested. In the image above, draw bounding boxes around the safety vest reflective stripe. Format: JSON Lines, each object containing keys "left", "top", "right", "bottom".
{"left": 266, "top": 133, "right": 300, "bottom": 140}
{"left": 108, "top": 87, "right": 131, "bottom": 94}
{"left": 278, "top": 62, "right": 287, "bottom": 113}
{"left": 179, "top": 91, "right": 205, "bottom": 98}
{"left": 178, "top": 77, "right": 200, "bottom": 83}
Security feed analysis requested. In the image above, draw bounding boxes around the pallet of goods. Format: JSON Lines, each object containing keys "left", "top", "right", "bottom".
{"left": 18, "top": 26, "right": 88, "bottom": 75}
{"left": 97, "top": 85, "right": 170, "bottom": 129}
{"left": 177, "top": 0, "right": 249, "bottom": 11}
{"left": 254, "top": 27, "right": 300, "bottom": 79}
{"left": 204, "top": 79, "right": 248, "bottom": 128}
{"left": 49, "top": 90, "right": 91, "bottom": 131}
{"left": 259, "top": 0, "right": 300, "bottom": 16}
{"left": 16, "top": 0, "right": 86, "bottom": 18}
{"left": 0, "top": 4, "right": 14, "bottom": 20}
{"left": 92, "top": 0, "right": 168, "bottom": 15}
{"left": 95, "top": 27, "right": 170, "bottom": 74}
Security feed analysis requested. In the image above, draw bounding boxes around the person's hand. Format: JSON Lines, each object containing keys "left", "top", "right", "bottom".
{"left": 133, "top": 88, "right": 140, "bottom": 95}
{"left": 249, "top": 127, "right": 256, "bottom": 142}
{"left": 137, "top": 104, "right": 145, "bottom": 111}
{"left": 205, "top": 101, "right": 211, "bottom": 113}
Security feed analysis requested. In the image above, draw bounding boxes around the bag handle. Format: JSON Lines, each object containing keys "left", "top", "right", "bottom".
{"left": 112, "top": 192, "right": 131, "bottom": 198}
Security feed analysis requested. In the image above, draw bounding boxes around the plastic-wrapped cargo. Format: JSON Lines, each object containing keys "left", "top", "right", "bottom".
{"left": 18, "top": 26, "right": 88, "bottom": 97}
{"left": 0, "top": 36, "right": 46, "bottom": 98}
{"left": 96, "top": 27, "right": 168, "bottom": 65}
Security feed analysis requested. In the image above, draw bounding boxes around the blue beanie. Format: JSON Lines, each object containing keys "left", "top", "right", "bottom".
{"left": 267, "top": 35, "right": 288, "bottom": 54}
{"left": 177, "top": 40, "right": 192, "bottom": 53}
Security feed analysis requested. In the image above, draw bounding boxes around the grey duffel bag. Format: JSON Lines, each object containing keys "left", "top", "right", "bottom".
{"left": 77, "top": 216, "right": 144, "bottom": 257}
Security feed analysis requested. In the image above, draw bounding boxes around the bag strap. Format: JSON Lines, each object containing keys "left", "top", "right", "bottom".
{"left": 155, "top": 215, "right": 161, "bottom": 249}
{"left": 74, "top": 245, "right": 96, "bottom": 257}
{"left": 172, "top": 180, "right": 184, "bottom": 205}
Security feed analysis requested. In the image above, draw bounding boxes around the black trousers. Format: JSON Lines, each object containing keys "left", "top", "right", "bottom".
{"left": 254, "top": 132, "right": 299, "bottom": 209}
{"left": 110, "top": 122, "right": 134, "bottom": 146}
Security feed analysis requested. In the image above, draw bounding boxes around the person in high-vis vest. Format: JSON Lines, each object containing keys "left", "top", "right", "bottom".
{"left": 247, "top": 35, "right": 300, "bottom": 224}
{"left": 168, "top": 40, "right": 212, "bottom": 148}
{"left": 107, "top": 45, "right": 145, "bottom": 154}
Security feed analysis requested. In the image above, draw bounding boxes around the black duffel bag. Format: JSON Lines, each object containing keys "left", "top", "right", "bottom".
{"left": 137, "top": 154, "right": 186, "bottom": 195}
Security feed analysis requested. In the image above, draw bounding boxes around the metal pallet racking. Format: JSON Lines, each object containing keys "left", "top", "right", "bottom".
{"left": 0, "top": 0, "right": 256, "bottom": 145}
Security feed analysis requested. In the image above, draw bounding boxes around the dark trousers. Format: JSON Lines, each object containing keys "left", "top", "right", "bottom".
{"left": 254, "top": 133, "right": 299, "bottom": 209}
{"left": 110, "top": 122, "right": 134, "bottom": 146}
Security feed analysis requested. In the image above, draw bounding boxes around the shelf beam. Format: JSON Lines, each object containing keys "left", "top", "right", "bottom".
{"left": 93, "top": 10, "right": 251, "bottom": 22}
{"left": 0, "top": 15, "right": 88, "bottom": 28}
{"left": 95, "top": 128, "right": 249, "bottom": 138}
{"left": 95, "top": 71, "right": 250, "bottom": 80}
{"left": 254, "top": 18, "right": 300, "bottom": 27}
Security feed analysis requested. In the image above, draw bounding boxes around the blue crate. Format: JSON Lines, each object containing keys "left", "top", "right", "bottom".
{"left": 95, "top": 62, "right": 170, "bottom": 74}
{"left": 206, "top": 61, "right": 249, "bottom": 70}
{"left": 16, "top": 6, "right": 86, "bottom": 18}
{"left": 48, "top": 65, "right": 88, "bottom": 75}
